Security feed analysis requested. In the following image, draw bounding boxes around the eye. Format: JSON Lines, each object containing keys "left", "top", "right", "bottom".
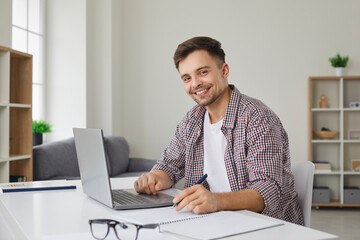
{"left": 182, "top": 76, "right": 191, "bottom": 82}
{"left": 200, "top": 70, "right": 208, "bottom": 75}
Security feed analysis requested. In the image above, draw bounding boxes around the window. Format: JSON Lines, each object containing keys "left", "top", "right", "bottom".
{"left": 12, "top": 0, "right": 45, "bottom": 121}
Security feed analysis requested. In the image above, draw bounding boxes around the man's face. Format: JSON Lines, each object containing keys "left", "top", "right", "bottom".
{"left": 178, "top": 50, "right": 229, "bottom": 107}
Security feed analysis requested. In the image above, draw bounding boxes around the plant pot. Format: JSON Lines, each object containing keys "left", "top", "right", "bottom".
{"left": 335, "top": 67, "right": 344, "bottom": 76}
{"left": 33, "top": 134, "right": 43, "bottom": 146}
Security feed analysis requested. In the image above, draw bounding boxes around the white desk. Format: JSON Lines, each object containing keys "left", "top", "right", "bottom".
{"left": 0, "top": 178, "right": 338, "bottom": 240}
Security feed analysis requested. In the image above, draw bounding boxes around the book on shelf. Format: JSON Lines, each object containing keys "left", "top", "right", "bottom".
{"left": 10, "top": 175, "right": 27, "bottom": 182}
{"left": 313, "top": 161, "right": 332, "bottom": 173}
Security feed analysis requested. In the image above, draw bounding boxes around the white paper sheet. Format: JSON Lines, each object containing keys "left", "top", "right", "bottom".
{"left": 112, "top": 208, "right": 283, "bottom": 240}
{"left": 160, "top": 211, "right": 283, "bottom": 240}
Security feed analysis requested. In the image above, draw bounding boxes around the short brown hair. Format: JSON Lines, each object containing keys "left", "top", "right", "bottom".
{"left": 173, "top": 36, "right": 226, "bottom": 69}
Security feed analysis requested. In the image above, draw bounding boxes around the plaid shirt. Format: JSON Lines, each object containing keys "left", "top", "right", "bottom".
{"left": 153, "top": 85, "right": 304, "bottom": 225}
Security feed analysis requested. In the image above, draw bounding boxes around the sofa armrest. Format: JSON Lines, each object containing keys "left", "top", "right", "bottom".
{"left": 33, "top": 138, "right": 80, "bottom": 180}
{"left": 127, "top": 158, "right": 157, "bottom": 172}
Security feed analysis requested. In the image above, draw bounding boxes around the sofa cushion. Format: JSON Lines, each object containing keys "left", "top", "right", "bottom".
{"left": 33, "top": 138, "right": 80, "bottom": 180}
{"left": 104, "top": 136, "right": 130, "bottom": 177}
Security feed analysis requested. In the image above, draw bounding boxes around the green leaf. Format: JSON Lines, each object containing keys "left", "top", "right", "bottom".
{"left": 32, "top": 120, "right": 52, "bottom": 134}
{"left": 328, "top": 53, "right": 349, "bottom": 68}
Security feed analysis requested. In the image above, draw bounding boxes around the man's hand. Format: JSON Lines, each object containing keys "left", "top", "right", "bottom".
{"left": 173, "top": 186, "right": 265, "bottom": 214}
{"left": 173, "top": 185, "right": 221, "bottom": 214}
{"left": 134, "top": 170, "right": 172, "bottom": 195}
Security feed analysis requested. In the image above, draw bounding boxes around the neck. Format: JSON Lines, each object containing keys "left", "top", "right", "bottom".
{"left": 206, "top": 86, "right": 232, "bottom": 124}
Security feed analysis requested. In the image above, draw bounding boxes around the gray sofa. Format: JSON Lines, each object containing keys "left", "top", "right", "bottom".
{"left": 33, "top": 136, "right": 156, "bottom": 181}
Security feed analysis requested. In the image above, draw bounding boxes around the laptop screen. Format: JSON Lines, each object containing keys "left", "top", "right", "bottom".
{"left": 73, "top": 128, "right": 114, "bottom": 207}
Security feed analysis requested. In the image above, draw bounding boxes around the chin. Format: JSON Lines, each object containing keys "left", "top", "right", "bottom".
{"left": 194, "top": 98, "right": 216, "bottom": 107}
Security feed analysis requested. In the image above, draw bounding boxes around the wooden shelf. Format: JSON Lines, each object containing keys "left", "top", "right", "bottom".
{"left": 0, "top": 155, "right": 32, "bottom": 163}
{"left": 343, "top": 171, "right": 360, "bottom": 175}
{"left": 314, "top": 171, "right": 341, "bottom": 175}
{"left": 343, "top": 108, "right": 360, "bottom": 112}
{"left": 9, "top": 103, "right": 31, "bottom": 108}
{"left": 9, "top": 155, "right": 31, "bottom": 161}
{"left": 309, "top": 76, "right": 360, "bottom": 207}
{"left": 343, "top": 140, "right": 360, "bottom": 143}
{"left": 0, "top": 45, "right": 32, "bottom": 183}
{"left": 312, "top": 201, "right": 341, "bottom": 207}
{"left": 312, "top": 140, "right": 341, "bottom": 143}
{"left": 312, "top": 202, "right": 360, "bottom": 208}
{"left": 312, "top": 108, "right": 341, "bottom": 112}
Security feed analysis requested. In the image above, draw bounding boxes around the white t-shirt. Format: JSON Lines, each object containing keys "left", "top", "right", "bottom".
{"left": 203, "top": 111, "right": 232, "bottom": 193}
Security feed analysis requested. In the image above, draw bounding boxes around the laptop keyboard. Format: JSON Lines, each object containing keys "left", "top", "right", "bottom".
{"left": 112, "top": 189, "right": 155, "bottom": 205}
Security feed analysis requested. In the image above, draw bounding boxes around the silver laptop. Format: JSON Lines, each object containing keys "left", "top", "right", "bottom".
{"left": 73, "top": 128, "right": 174, "bottom": 210}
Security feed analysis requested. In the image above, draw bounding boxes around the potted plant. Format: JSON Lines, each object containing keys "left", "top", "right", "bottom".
{"left": 329, "top": 53, "right": 349, "bottom": 76}
{"left": 32, "top": 120, "right": 52, "bottom": 146}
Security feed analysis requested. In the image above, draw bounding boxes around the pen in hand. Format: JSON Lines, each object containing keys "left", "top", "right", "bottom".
{"left": 172, "top": 173, "right": 208, "bottom": 208}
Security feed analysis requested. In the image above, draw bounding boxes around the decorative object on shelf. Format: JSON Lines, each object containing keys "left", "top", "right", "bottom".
{"left": 319, "top": 94, "right": 328, "bottom": 108}
{"left": 313, "top": 127, "right": 338, "bottom": 140}
{"left": 313, "top": 161, "right": 332, "bottom": 173}
{"left": 328, "top": 53, "right": 349, "bottom": 76}
{"left": 352, "top": 160, "right": 360, "bottom": 172}
{"left": 348, "top": 129, "right": 360, "bottom": 140}
{"left": 32, "top": 120, "right": 52, "bottom": 146}
{"left": 349, "top": 101, "right": 360, "bottom": 108}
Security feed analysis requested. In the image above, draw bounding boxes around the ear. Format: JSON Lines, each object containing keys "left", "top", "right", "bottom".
{"left": 222, "top": 63, "right": 229, "bottom": 79}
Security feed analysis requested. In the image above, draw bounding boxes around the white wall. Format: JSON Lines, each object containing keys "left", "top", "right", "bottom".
{"left": 45, "top": 0, "right": 123, "bottom": 141}
{"left": 121, "top": 0, "right": 360, "bottom": 161}
{"left": 111, "top": 0, "right": 124, "bottom": 136}
{"left": 43, "top": 0, "right": 360, "bottom": 164}
{"left": 86, "top": 0, "right": 113, "bottom": 135}
{"left": 45, "top": 0, "right": 86, "bottom": 141}
{"left": 0, "top": 0, "right": 12, "bottom": 47}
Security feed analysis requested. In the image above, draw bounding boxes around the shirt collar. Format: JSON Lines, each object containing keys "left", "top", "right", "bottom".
{"left": 222, "top": 84, "right": 241, "bottom": 129}
{"left": 190, "top": 84, "right": 241, "bottom": 130}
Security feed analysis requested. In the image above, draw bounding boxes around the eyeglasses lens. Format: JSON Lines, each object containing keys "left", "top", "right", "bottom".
{"left": 115, "top": 223, "right": 138, "bottom": 239}
{"left": 91, "top": 222, "right": 109, "bottom": 240}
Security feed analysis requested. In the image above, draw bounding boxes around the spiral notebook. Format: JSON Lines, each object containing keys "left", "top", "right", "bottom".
{"left": 111, "top": 207, "right": 283, "bottom": 240}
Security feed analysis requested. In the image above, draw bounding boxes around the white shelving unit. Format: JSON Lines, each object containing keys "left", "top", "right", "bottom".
{"left": 309, "top": 76, "right": 360, "bottom": 207}
{"left": 0, "top": 46, "right": 33, "bottom": 183}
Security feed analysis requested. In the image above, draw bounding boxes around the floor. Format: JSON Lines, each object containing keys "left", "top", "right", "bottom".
{"left": 310, "top": 207, "right": 360, "bottom": 240}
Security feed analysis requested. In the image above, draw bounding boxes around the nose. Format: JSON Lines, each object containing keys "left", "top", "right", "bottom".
{"left": 191, "top": 75, "right": 202, "bottom": 89}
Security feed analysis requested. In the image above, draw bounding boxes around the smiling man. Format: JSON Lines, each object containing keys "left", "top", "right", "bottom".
{"left": 134, "top": 36, "right": 304, "bottom": 225}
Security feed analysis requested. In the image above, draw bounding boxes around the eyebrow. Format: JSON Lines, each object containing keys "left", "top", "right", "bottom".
{"left": 180, "top": 66, "right": 211, "bottom": 79}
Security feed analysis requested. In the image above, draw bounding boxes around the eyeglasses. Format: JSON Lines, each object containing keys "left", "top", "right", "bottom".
{"left": 89, "top": 219, "right": 158, "bottom": 240}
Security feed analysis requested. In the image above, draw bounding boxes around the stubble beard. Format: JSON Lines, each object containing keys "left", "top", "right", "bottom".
{"left": 193, "top": 89, "right": 221, "bottom": 107}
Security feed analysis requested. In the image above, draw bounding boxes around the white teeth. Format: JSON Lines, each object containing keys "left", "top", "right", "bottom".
{"left": 196, "top": 89, "right": 207, "bottom": 95}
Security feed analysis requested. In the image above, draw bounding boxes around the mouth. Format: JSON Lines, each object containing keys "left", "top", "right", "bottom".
{"left": 193, "top": 88, "right": 210, "bottom": 96}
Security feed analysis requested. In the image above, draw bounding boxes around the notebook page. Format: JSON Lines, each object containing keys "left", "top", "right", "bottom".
{"left": 112, "top": 206, "right": 208, "bottom": 225}
{"left": 160, "top": 211, "right": 283, "bottom": 240}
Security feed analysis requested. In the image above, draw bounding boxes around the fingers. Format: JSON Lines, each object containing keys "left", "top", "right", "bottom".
{"left": 155, "top": 181, "right": 163, "bottom": 191}
{"left": 134, "top": 173, "right": 158, "bottom": 195}
{"left": 175, "top": 190, "right": 199, "bottom": 211}
{"left": 187, "top": 198, "right": 208, "bottom": 214}
{"left": 147, "top": 174, "right": 157, "bottom": 194}
{"left": 173, "top": 185, "right": 216, "bottom": 214}
{"left": 172, "top": 186, "right": 197, "bottom": 207}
